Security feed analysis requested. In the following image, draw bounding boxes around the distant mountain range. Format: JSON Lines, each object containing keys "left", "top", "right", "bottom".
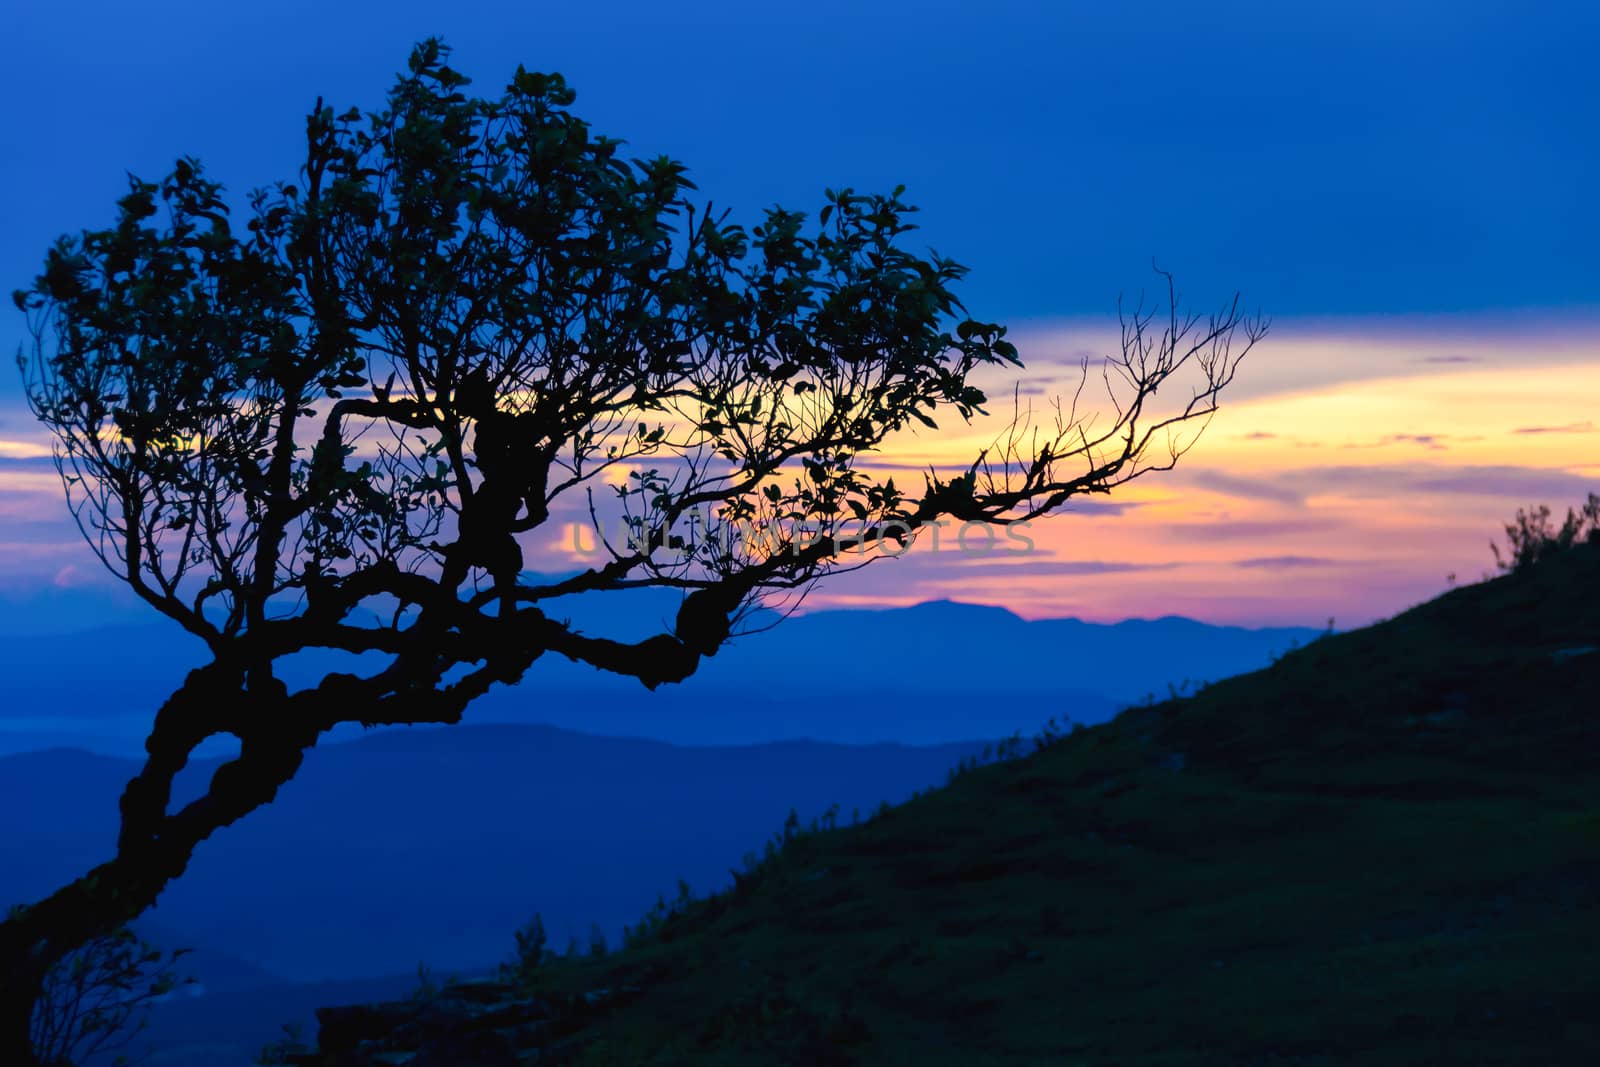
{"left": 0, "top": 582, "right": 1322, "bottom": 754}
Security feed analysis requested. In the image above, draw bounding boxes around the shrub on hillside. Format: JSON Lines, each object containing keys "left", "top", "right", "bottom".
{"left": 504, "top": 914, "right": 550, "bottom": 981}
{"left": 1491, "top": 493, "right": 1600, "bottom": 573}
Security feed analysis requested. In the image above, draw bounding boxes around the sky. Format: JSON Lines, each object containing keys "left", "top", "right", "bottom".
{"left": 1, "top": 0, "right": 1596, "bottom": 628}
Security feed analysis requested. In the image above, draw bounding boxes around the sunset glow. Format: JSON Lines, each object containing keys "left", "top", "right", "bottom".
{"left": 5, "top": 312, "right": 1592, "bottom": 624}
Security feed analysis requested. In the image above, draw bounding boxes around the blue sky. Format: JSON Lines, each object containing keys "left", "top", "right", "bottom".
{"left": 4, "top": 0, "right": 1595, "bottom": 334}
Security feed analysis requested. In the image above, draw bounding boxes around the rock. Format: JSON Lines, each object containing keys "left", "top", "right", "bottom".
{"left": 301, "top": 976, "right": 630, "bottom": 1064}
{"left": 317, "top": 1002, "right": 424, "bottom": 1054}
{"left": 409, "top": 1024, "right": 519, "bottom": 1067}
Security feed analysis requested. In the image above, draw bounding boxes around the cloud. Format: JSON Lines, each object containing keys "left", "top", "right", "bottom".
{"left": 855, "top": 460, "right": 994, "bottom": 474}
{"left": 1407, "top": 466, "right": 1599, "bottom": 500}
{"left": 0, "top": 454, "right": 58, "bottom": 469}
{"left": 0, "top": 519, "right": 88, "bottom": 546}
{"left": 1020, "top": 342, "right": 1102, "bottom": 368}
{"left": 1163, "top": 517, "right": 1346, "bottom": 542}
{"left": 52, "top": 564, "right": 91, "bottom": 588}
{"left": 1387, "top": 433, "right": 1449, "bottom": 451}
{"left": 1341, "top": 432, "right": 1455, "bottom": 451}
{"left": 838, "top": 473, "right": 1146, "bottom": 517}
{"left": 1233, "top": 555, "right": 1338, "bottom": 569}
{"left": 1184, "top": 471, "right": 1304, "bottom": 506}
{"left": 1053, "top": 499, "right": 1144, "bottom": 517}
{"left": 1512, "top": 421, "right": 1595, "bottom": 435}
{"left": 1009, "top": 312, "right": 1600, "bottom": 407}
{"left": 1239, "top": 431, "right": 1277, "bottom": 440}
{"left": 924, "top": 559, "right": 1183, "bottom": 579}
{"left": 1269, "top": 463, "right": 1597, "bottom": 502}
{"left": 0, "top": 440, "right": 53, "bottom": 461}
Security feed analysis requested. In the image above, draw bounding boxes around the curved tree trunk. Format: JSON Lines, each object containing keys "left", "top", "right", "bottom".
{"left": 1, "top": 859, "right": 156, "bottom": 1066}
{"left": 0, "top": 935, "right": 45, "bottom": 1066}
{"left": 0, "top": 666, "right": 311, "bottom": 1063}
{"left": 0, "top": 839, "right": 204, "bottom": 1063}
{"left": 0, "top": 654, "right": 505, "bottom": 1061}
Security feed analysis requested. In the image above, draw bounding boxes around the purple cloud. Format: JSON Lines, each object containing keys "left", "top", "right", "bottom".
{"left": 1512, "top": 421, "right": 1594, "bottom": 435}
{"left": 1341, "top": 433, "right": 1453, "bottom": 451}
{"left": 1387, "top": 433, "right": 1448, "bottom": 450}
{"left": 1407, "top": 466, "right": 1599, "bottom": 499}
{"left": 1163, "top": 517, "right": 1346, "bottom": 542}
{"left": 1185, "top": 471, "right": 1304, "bottom": 506}
{"left": 1233, "top": 555, "right": 1338, "bottom": 569}
{"left": 926, "top": 559, "right": 1183, "bottom": 579}
{"left": 1056, "top": 499, "right": 1145, "bottom": 517}
{"left": 1269, "top": 464, "right": 1595, "bottom": 502}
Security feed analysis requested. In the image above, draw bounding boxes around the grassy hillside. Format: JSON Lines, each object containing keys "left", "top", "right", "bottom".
{"left": 300, "top": 546, "right": 1599, "bottom": 1066}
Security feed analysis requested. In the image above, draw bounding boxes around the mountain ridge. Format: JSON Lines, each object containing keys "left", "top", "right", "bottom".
{"left": 0, "top": 597, "right": 1321, "bottom": 753}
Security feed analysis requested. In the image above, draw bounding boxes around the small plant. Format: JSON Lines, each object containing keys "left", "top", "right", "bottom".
{"left": 411, "top": 961, "right": 441, "bottom": 1000}
{"left": 983, "top": 732, "right": 1026, "bottom": 762}
{"left": 626, "top": 898, "right": 668, "bottom": 950}
{"left": 1491, "top": 493, "right": 1600, "bottom": 572}
{"left": 29, "top": 924, "right": 190, "bottom": 1067}
{"left": 504, "top": 914, "right": 550, "bottom": 980}
{"left": 1032, "top": 716, "right": 1071, "bottom": 752}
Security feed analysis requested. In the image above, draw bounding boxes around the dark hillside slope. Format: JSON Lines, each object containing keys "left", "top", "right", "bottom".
{"left": 298, "top": 546, "right": 1600, "bottom": 1066}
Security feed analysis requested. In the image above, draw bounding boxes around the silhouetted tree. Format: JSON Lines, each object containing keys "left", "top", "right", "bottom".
{"left": 2, "top": 39, "right": 1263, "bottom": 1060}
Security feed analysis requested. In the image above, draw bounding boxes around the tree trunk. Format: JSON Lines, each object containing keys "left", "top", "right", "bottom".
{"left": 0, "top": 989, "right": 39, "bottom": 1067}
{"left": 0, "top": 651, "right": 512, "bottom": 1060}
{"left": 1, "top": 911, "right": 48, "bottom": 1066}
{"left": 0, "top": 825, "right": 248, "bottom": 1062}
{"left": 0, "top": 685, "right": 304, "bottom": 1062}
